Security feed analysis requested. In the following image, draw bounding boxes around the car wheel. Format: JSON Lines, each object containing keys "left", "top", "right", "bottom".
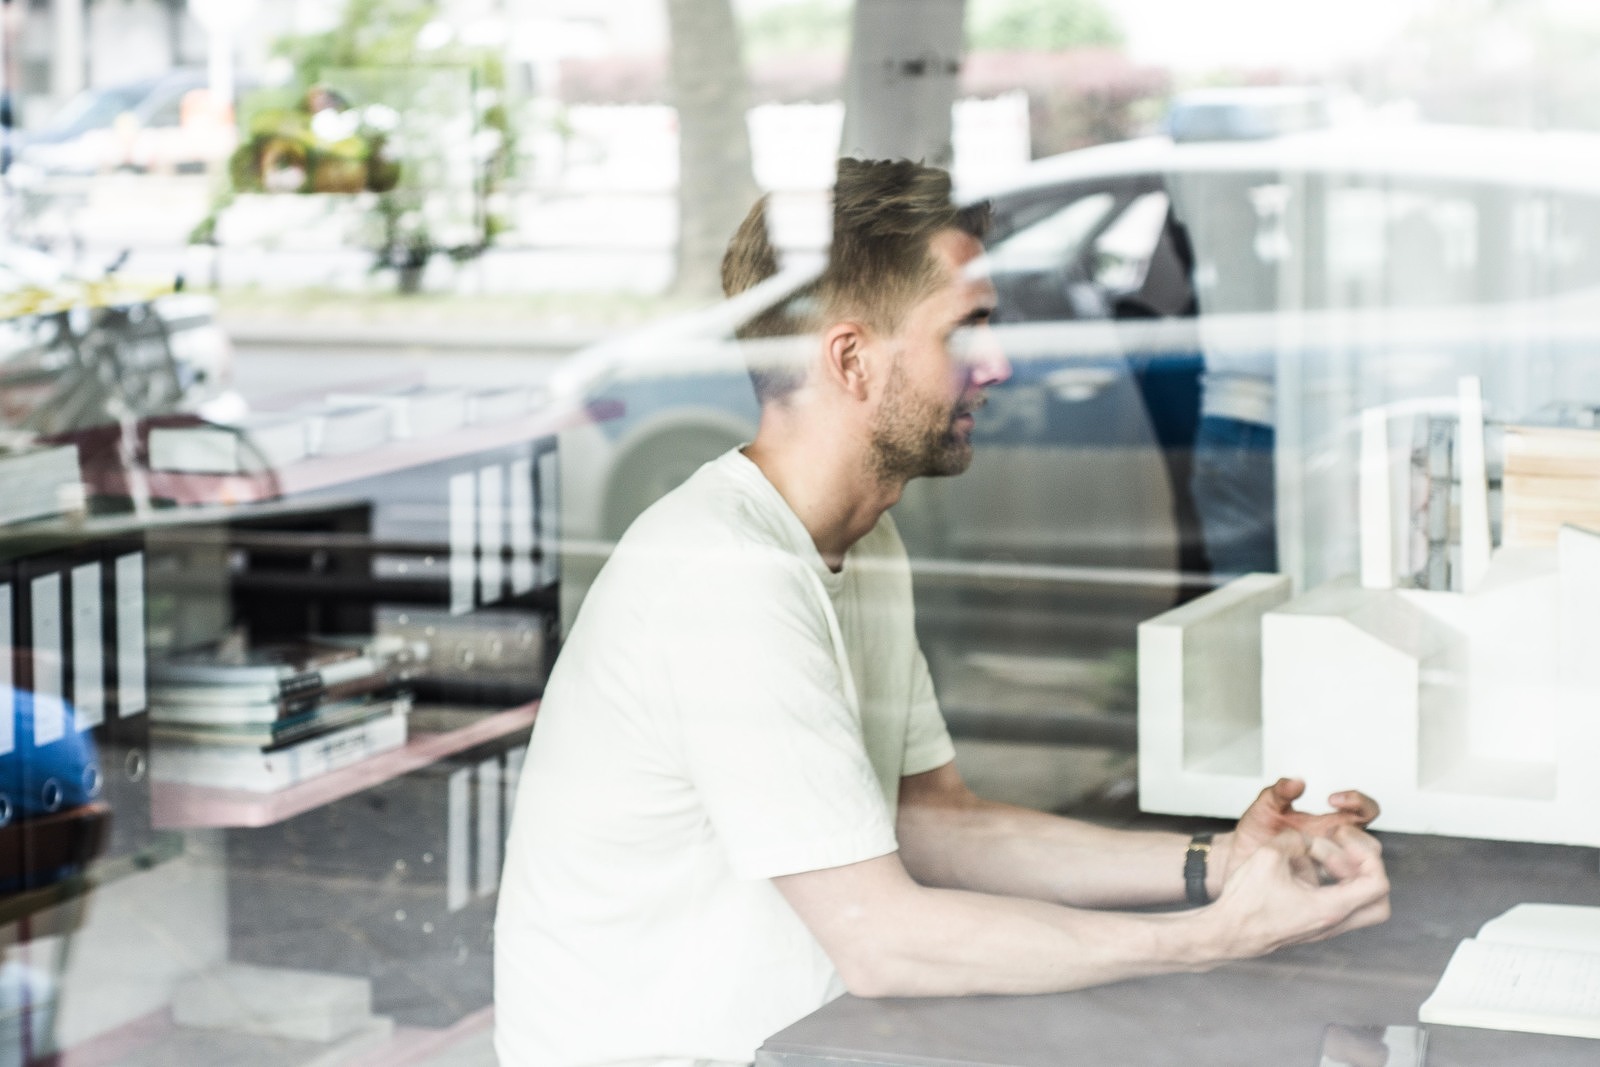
{"left": 603, "top": 429, "right": 746, "bottom": 540}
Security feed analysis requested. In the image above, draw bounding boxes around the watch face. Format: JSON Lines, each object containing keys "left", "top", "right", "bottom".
{"left": 1318, "top": 1024, "right": 1428, "bottom": 1067}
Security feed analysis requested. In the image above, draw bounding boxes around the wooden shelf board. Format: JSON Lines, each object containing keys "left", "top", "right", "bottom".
{"left": 151, "top": 703, "right": 538, "bottom": 830}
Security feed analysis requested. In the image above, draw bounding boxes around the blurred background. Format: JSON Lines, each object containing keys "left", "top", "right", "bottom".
{"left": 2, "top": 0, "right": 1598, "bottom": 305}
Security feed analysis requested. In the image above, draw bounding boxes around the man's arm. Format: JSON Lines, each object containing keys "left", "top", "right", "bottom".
{"left": 773, "top": 821, "right": 1388, "bottom": 998}
{"left": 894, "top": 761, "right": 1214, "bottom": 907}
{"left": 894, "top": 762, "right": 1380, "bottom": 909}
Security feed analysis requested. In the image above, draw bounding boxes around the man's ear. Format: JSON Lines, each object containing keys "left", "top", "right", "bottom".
{"left": 821, "top": 320, "right": 872, "bottom": 400}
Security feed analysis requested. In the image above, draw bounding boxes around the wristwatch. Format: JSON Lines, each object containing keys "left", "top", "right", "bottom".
{"left": 1185, "top": 832, "right": 1214, "bottom": 906}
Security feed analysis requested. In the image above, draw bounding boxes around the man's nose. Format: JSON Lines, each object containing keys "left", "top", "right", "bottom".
{"left": 966, "top": 327, "right": 1011, "bottom": 388}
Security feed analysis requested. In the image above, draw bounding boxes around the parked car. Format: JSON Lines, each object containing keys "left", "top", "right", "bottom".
{"left": 18, "top": 69, "right": 236, "bottom": 176}
{"left": 0, "top": 243, "right": 233, "bottom": 436}
{"left": 551, "top": 122, "right": 1600, "bottom": 734}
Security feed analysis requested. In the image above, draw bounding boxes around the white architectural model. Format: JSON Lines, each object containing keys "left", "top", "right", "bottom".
{"left": 1140, "top": 514, "right": 1600, "bottom": 847}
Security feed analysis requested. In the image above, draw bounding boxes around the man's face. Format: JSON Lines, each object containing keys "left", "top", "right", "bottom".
{"left": 869, "top": 229, "right": 1010, "bottom": 482}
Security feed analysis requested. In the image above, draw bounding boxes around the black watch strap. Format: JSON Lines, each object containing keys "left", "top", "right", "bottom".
{"left": 1184, "top": 832, "right": 1214, "bottom": 906}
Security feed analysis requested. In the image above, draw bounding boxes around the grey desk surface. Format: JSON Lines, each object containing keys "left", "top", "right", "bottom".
{"left": 758, "top": 832, "right": 1600, "bottom": 1067}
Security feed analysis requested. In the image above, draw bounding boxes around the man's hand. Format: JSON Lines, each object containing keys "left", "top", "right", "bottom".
{"left": 1207, "top": 825, "right": 1390, "bottom": 959}
{"left": 1213, "top": 777, "right": 1379, "bottom": 891}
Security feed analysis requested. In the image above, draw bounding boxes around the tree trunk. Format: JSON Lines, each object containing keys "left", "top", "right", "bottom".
{"left": 841, "top": 0, "right": 966, "bottom": 167}
{"left": 665, "top": 0, "right": 758, "bottom": 300}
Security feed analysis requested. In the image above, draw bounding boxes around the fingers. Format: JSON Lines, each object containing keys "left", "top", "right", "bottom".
{"left": 1307, "top": 825, "right": 1383, "bottom": 883}
{"left": 1328, "top": 790, "right": 1381, "bottom": 825}
{"left": 1303, "top": 829, "right": 1391, "bottom": 940}
{"left": 1213, "top": 828, "right": 1390, "bottom": 955}
{"left": 1259, "top": 777, "right": 1380, "bottom": 826}
{"left": 1269, "top": 777, "right": 1306, "bottom": 808}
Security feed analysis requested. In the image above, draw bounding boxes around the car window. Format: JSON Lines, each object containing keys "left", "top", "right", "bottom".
{"left": 985, "top": 182, "right": 1177, "bottom": 323}
{"left": 986, "top": 191, "right": 1116, "bottom": 275}
{"left": 1322, "top": 181, "right": 1479, "bottom": 308}
{"left": 1299, "top": 176, "right": 1600, "bottom": 310}
{"left": 143, "top": 88, "right": 186, "bottom": 128}
{"left": 1086, "top": 190, "right": 1170, "bottom": 293}
{"left": 1169, "top": 172, "right": 1287, "bottom": 316}
{"left": 1505, "top": 188, "right": 1600, "bottom": 298}
{"left": 43, "top": 83, "right": 149, "bottom": 137}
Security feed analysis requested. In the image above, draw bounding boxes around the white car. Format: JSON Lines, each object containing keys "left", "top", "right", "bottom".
{"left": 553, "top": 122, "right": 1600, "bottom": 734}
{"left": 18, "top": 69, "right": 236, "bottom": 176}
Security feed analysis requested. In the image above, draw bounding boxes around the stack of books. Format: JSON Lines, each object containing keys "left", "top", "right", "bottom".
{"left": 325, "top": 385, "right": 468, "bottom": 440}
{"left": 148, "top": 635, "right": 427, "bottom": 792}
{"left": 1501, "top": 423, "right": 1600, "bottom": 547}
{"left": 146, "top": 414, "right": 310, "bottom": 474}
{"left": 299, "top": 403, "right": 393, "bottom": 457}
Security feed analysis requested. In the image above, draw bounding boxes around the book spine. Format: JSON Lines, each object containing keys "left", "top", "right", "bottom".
{"left": 276, "top": 711, "right": 408, "bottom": 781}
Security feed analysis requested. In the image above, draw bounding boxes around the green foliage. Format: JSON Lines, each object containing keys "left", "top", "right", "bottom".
{"left": 968, "top": 0, "right": 1124, "bottom": 52}
{"left": 251, "top": 0, "right": 522, "bottom": 288}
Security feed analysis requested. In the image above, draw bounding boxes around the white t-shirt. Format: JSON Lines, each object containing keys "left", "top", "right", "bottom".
{"left": 495, "top": 449, "right": 955, "bottom": 1067}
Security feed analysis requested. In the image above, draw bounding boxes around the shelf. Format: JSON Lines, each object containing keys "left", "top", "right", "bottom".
{"left": 90, "top": 406, "right": 577, "bottom": 507}
{"left": 151, "top": 702, "right": 538, "bottom": 830}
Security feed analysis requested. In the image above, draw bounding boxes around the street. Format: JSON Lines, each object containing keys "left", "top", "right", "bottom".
{"left": 228, "top": 340, "right": 569, "bottom": 411}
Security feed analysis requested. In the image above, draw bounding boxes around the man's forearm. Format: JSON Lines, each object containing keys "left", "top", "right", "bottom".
{"left": 896, "top": 780, "right": 1231, "bottom": 908}
{"left": 774, "top": 838, "right": 1385, "bottom": 1000}
{"left": 842, "top": 878, "right": 1222, "bottom": 997}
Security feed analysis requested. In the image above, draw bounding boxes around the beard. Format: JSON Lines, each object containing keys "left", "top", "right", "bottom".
{"left": 869, "top": 356, "right": 976, "bottom": 483}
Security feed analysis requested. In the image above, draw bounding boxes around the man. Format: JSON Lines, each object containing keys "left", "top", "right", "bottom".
{"left": 495, "top": 159, "right": 1389, "bottom": 1066}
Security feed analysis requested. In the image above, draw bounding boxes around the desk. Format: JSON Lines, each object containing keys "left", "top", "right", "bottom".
{"left": 757, "top": 832, "right": 1599, "bottom": 1066}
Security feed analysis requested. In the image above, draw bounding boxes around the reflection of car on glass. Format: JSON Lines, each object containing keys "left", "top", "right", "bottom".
{"left": 17, "top": 69, "right": 236, "bottom": 176}
{"left": 0, "top": 244, "right": 233, "bottom": 435}
{"left": 553, "top": 122, "right": 1600, "bottom": 729}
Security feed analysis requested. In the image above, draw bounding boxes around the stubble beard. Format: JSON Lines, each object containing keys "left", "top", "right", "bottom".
{"left": 868, "top": 356, "right": 975, "bottom": 484}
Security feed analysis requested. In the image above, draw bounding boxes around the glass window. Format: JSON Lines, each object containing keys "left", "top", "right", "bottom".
{"left": 8, "top": 3, "right": 1600, "bottom": 1063}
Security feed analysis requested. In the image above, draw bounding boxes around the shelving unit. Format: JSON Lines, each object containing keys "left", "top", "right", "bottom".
{"left": 4, "top": 388, "right": 566, "bottom": 1064}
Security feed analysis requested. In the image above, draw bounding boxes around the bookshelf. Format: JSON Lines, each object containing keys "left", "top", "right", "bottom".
{"left": 3, "top": 389, "right": 565, "bottom": 1061}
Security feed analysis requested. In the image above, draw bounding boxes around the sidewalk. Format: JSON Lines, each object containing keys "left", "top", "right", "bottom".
{"left": 220, "top": 313, "right": 609, "bottom": 354}
{"left": 213, "top": 287, "right": 701, "bottom": 354}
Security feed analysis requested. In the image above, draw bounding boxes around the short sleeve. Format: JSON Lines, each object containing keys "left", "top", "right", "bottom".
{"left": 656, "top": 549, "right": 898, "bottom": 880}
{"left": 903, "top": 647, "right": 955, "bottom": 776}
